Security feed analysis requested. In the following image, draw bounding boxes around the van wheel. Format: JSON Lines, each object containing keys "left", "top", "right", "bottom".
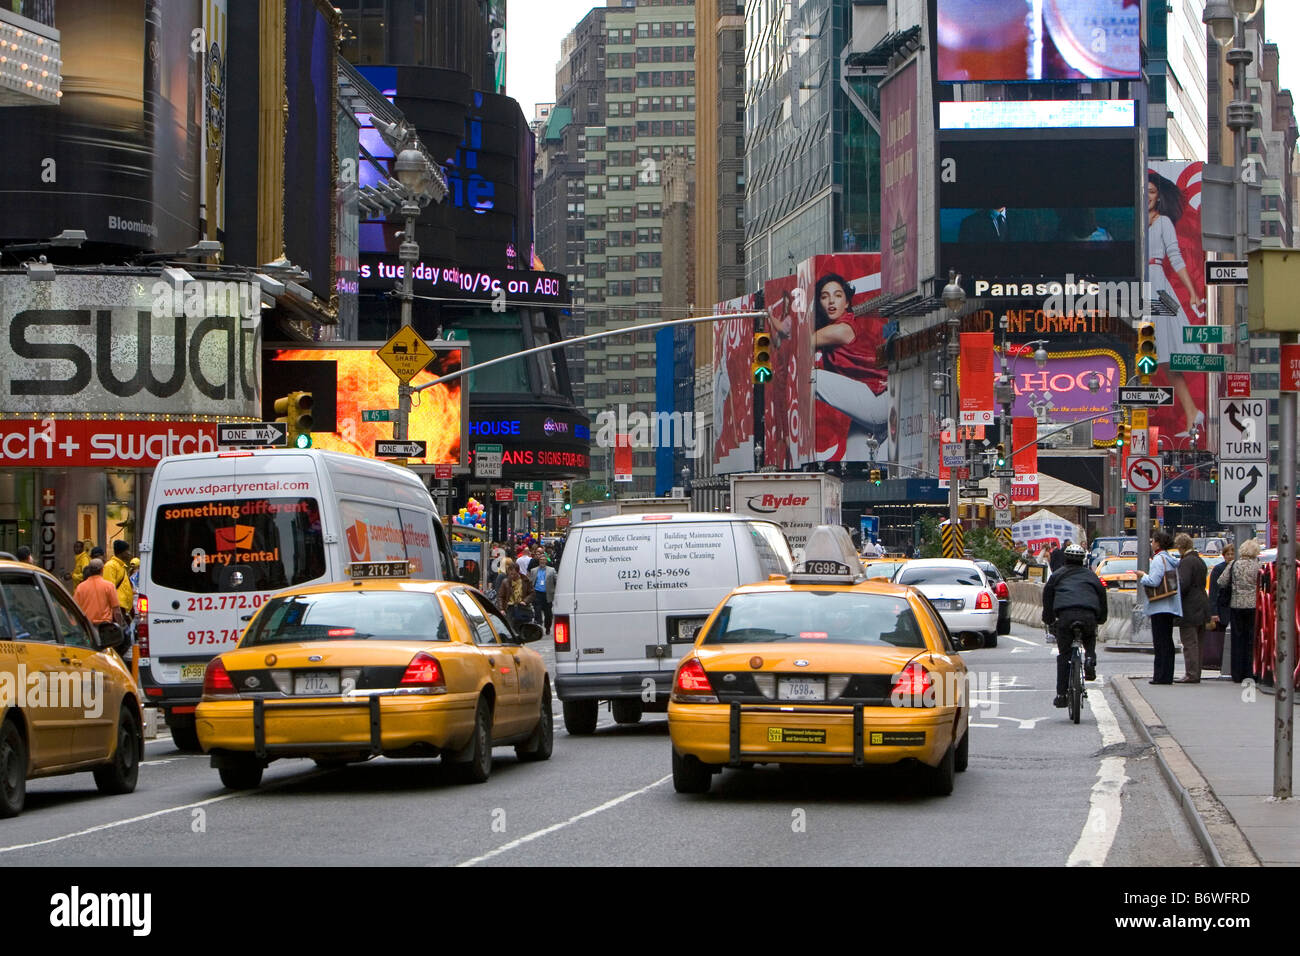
{"left": 168, "top": 716, "right": 202, "bottom": 753}
{"left": 611, "top": 699, "right": 643, "bottom": 725}
{"left": 516, "top": 682, "right": 554, "bottom": 762}
{"left": 0, "top": 719, "right": 27, "bottom": 818}
{"left": 93, "top": 706, "right": 142, "bottom": 795}
{"left": 672, "top": 748, "right": 714, "bottom": 795}
{"left": 563, "top": 700, "right": 598, "bottom": 736}
{"left": 218, "top": 757, "right": 263, "bottom": 790}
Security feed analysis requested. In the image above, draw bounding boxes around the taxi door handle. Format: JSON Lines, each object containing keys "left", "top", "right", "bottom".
{"left": 60, "top": 657, "right": 82, "bottom": 666}
{"left": 488, "top": 657, "right": 498, "bottom": 666}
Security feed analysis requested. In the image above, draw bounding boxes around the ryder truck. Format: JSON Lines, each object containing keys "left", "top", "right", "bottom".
{"left": 728, "top": 472, "right": 843, "bottom": 559}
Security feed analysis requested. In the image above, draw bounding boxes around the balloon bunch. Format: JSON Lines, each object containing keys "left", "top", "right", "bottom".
{"left": 456, "top": 497, "right": 486, "bottom": 529}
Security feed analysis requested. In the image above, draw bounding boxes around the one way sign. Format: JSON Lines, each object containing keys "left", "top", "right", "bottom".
{"left": 376, "top": 440, "right": 427, "bottom": 458}
{"left": 1219, "top": 399, "right": 1266, "bottom": 460}
{"left": 218, "top": 422, "right": 287, "bottom": 448}
{"left": 1218, "top": 461, "right": 1267, "bottom": 524}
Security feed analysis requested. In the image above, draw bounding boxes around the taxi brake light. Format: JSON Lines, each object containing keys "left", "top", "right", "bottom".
{"left": 891, "top": 662, "right": 933, "bottom": 699}
{"left": 554, "top": 615, "right": 571, "bottom": 651}
{"left": 975, "top": 591, "right": 994, "bottom": 610}
{"left": 674, "top": 657, "right": 714, "bottom": 694}
{"left": 202, "top": 658, "right": 236, "bottom": 697}
{"left": 400, "top": 652, "right": 445, "bottom": 686}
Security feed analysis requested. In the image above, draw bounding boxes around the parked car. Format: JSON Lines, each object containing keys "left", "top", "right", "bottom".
{"left": 973, "top": 560, "right": 1012, "bottom": 637}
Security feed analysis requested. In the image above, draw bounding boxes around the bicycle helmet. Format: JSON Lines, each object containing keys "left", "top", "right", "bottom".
{"left": 1063, "top": 543, "right": 1087, "bottom": 565}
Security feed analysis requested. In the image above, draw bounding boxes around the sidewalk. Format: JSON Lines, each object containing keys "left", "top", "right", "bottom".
{"left": 1112, "top": 672, "right": 1300, "bottom": 866}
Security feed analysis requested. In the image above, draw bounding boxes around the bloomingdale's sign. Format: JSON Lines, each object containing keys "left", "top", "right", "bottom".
{"left": 0, "top": 274, "right": 260, "bottom": 416}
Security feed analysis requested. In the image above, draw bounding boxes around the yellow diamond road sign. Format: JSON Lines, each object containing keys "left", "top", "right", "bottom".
{"left": 378, "top": 325, "right": 435, "bottom": 384}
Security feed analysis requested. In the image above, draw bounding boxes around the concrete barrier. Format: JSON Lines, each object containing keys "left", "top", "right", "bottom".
{"left": 1007, "top": 580, "right": 1137, "bottom": 644}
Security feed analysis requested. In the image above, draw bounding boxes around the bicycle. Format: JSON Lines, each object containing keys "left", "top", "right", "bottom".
{"left": 1065, "top": 621, "right": 1088, "bottom": 724}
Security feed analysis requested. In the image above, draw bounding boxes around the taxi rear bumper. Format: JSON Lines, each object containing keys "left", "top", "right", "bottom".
{"left": 669, "top": 700, "right": 956, "bottom": 769}
{"left": 197, "top": 692, "right": 476, "bottom": 760}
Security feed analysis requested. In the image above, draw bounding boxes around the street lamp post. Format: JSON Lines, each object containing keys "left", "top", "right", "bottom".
{"left": 942, "top": 274, "right": 966, "bottom": 555}
{"left": 392, "top": 145, "right": 438, "bottom": 443}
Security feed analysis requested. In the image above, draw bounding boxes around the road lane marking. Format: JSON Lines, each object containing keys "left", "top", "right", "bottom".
{"left": 0, "top": 771, "right": 319, "bottom": 855}
{"left": 1004, "top": 634, "right": 1040, "bottom": 646}
{"left": 454, "top": 773, "right": 673, "bottom": 867}
{"left": 1067, "top": 687, "right": 1128, "bottom": 867}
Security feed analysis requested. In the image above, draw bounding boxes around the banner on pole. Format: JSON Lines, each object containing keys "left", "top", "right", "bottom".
{"left": 959, "top": 332, "right": 995, "bottom": 426}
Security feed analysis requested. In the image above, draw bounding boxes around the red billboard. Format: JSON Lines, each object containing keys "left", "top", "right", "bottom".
{"left": 711, "top": 293, "right": 759, "bottom": 474}
{"left": 880, "top": 60, "right": 918, "bottom": 296}
{"left": 761, "top": 274, "right": 810, "bottom": 468}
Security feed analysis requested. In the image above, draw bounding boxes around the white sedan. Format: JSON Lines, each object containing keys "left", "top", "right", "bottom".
{"left": 892, "top": 559, "right": 999, "bottom": 649}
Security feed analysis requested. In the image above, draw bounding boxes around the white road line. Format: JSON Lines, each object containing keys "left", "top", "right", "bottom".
{"left": 1004, "top": 634, "right": 1041, "bottom": 646}
{"left": 455, "top": 773, "right": 672, "bottom": 867}
{"left": 0, "top": 772, "right": 317, "bottom": 855}
{"left": 1067, "top": 687, "right": 1128, "bottom": 867}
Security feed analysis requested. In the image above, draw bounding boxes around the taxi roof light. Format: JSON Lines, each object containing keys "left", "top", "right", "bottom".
{"left": 400, "top": 652, "right": 445, "bottom": 686}
{"left": 787, "top": 525, "right": 865, "bottom": 585}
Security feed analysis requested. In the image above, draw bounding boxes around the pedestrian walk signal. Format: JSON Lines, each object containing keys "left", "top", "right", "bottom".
{"left": 752, "top": 331, "right": 773, "bottom": 384}
{"left": 1135, "top": 322, "right": 1158, "bottom": 381}
{"left": 275, "top": 391, "right": 314, "bottom": 448}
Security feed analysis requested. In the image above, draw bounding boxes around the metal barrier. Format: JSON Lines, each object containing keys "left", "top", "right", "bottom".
{"left": 1006, "top": 580, "right": 1139, "bottom": 645}
{"left": 1255, "top": 563, "right": 1300, "bottom": 685}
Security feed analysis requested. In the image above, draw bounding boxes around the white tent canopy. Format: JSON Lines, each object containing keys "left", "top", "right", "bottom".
{"left": 968, "top": 473, "right": 1099, "bottom": 508}
{"left": 1012, "top": 509, "right": 1086, "bottom": 550}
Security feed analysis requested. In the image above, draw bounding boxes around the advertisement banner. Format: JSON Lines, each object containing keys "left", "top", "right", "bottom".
{"left": 880, "top": 60, "right": 918, "bottom": 296}
{"left": 889, "top": 363, "right": 928, "bottom": 476}
{"left": 798, "top": 254, "right": 887, "bottom": 464}
{"left": 959, "top": 332, "right": 995, "bottom": 426}
{"left": 1146, "top": 160, "right": 1210, "bottom": 440}
{"left": 711, "top": 293, "right": 758, "bottom": 474}
{"left": 1012, "top": 416, "right": 1038, "bottom": 478}
{"left": 762, "top": 274, "right": 809, "bottom": 468}
{"left": 1005, "top": 348, "right": 1123, "bottom": 445}
{"left": 614, "top": 434, "right": 633, "bottom": 482}
{"left": 0, "top": 420, "right": 218, "bottom": 469}
{"left": 264, "top": 345, "right": 464, "bottom": 466}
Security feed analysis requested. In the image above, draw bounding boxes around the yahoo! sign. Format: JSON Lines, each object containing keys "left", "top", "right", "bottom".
{"left": 1006, "top": 350, "right": 1121, "bottom": 442}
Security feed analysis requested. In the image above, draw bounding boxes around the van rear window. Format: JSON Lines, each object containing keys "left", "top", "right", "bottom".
{"left": 151, "top": 498, "right": 327, "bottom": 593}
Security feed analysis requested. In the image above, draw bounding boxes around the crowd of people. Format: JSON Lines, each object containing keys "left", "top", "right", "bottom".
{"left": 458, "top": 536, "right": 566, "bottom": 636}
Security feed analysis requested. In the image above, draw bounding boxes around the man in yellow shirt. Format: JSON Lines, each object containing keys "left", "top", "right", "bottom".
{"left": 104, "top": 540, "right": 134, "bottom": 617}
{"left": 71, "top": 540, "right": 90, "bottom": 585}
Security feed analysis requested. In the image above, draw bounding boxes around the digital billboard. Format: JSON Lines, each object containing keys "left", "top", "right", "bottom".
{"left": 938, "top": 129, "right": 1140, "bottom": 284}
{"left": 263, "top": 345, "right": 465, "bottom": 467}
{"left": 1146, "top": 160, "right": 1210, "bottom": 440}
{"left": 936, "top": 0, "right": 1141, "bottom": 83}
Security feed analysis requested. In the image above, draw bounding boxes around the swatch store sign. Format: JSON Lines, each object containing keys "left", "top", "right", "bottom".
{"left": 0, "top": 274, "right": 261, "bottom": 469}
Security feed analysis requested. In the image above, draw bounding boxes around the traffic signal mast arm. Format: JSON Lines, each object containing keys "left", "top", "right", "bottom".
{"left": 1008, "top": 408, "right": 1126, "bottom": 460}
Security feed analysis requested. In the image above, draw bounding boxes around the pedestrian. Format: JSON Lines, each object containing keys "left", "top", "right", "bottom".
{"left": 14, "top": 545, "right": 32, "bottom": 564}
{"left": 104, "top": 540, "right": 134, "bottom": 622}
{"left": 1141, "top": 529, "right": 1182, "bottom": 685}
{"left": 1174, "top": 533, "right": 1209, "bottom": 683}
{"left": 1049, "top": 540, "right": 1069, "bottom": 574}
{"left": 1207, "top": 541, "right": 1235, "bottom": 671}
{"left": 71, "top": 540, "right": 89, "bottom": 585}
{"left": 73, "top": 558, "right": 128, "bottom": 651}
{"left": 516, "top": 547, "right": 534, "bottom": 576}
{"left": 1217, "top": 539, "right": 1262, "bottom": 683}
{"left": 496, "top": 558, "right": 533, "bottom": 629}
{"left": 530, "top": 553, "right": 556, "bottom": 632}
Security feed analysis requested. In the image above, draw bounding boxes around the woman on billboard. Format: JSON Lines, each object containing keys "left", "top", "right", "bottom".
{"left": 1147, "top": 170, "right": 1206, "bottom": 437}
{"left": 810, "top": 272, "right": 890, "bottom": 462}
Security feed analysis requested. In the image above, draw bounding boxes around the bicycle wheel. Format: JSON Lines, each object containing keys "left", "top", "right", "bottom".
{"left": 1068, "top": 646, "right": 1083, "bottom": 724}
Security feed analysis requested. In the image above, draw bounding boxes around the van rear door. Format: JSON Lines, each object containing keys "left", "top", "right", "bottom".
{"left": 654, "top": 522, "right": 741, "bottom": 669}
{"left": 568, "top": 524, "right": 657, "bottom": 676}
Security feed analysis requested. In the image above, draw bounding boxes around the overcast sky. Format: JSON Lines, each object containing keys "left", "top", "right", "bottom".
{"left": 506, "top": 2, "right": 1300, "bottom": 135}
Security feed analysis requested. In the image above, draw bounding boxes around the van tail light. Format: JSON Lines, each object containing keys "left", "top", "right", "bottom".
{"left": 975, "top": 591, "right": 994, "bottom": 610}
{"left": 400, "top": 651, "right": 445, "bottom": 688}
{"left": 891, "top": 662, "right": 934, "bottom": 705}
{"left": 994, "top": 581, "right": 1009, "bottom": 600}
{"left": 202, "top": 658, "right": 236, "bottom": 698}
{"left": 134, "top": 593, "right": 149, "bottom": 657}
{"left": 672, "top": 657, "right": 717, "bottom": 702}
{"left": 554, "top": 615, "right": 571, "bottom": 651}
{"left": 1102, "top": 579, "right": 1112, "bottom": 588}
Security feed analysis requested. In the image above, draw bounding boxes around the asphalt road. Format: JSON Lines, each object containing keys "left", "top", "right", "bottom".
{"left": 0, "top": 622, "right": 1206, "bottom": 866}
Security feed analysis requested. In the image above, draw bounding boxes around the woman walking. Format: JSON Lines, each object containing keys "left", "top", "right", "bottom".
{"left": 1141, "top": 529, "right": 1182, "bottom": 685}
{"left": 1217, "top": 539, "right": 1263, "bottom": 683}
{"left": 1174, "top": 533, "right": 1208, "bottom": 683}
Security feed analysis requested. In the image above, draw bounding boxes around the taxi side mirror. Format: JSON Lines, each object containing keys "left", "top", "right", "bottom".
{"left": 517, "top": 622, "right": 545, "bottom": 644}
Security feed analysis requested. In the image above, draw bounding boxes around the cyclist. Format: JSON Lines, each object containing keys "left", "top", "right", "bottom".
{"left": 1042, "top": 542, "right": 1107, "bottom": 708}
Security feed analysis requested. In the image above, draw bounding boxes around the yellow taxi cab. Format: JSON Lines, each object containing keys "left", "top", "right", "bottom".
{"left": 196, "top": 561, "right": 552, "bottom": 790}
{"left": 1095, "top": 556, "right": 1141, "bottom": 590}
{"left": 861, "top": 557, "right": 908, "bottom": 581}
{"left": 667, "top": 528, "right": 969, "bottom": 796}
{"left": 0, "top": 558, "right": 143, "bottom": 817}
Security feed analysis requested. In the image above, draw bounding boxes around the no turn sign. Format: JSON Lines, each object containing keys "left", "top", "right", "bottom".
{"left": 993, "top": 492, "right": 1010, "bottom": 510}
{"left": 1125, "top": 456, "right": 1163, "bottom": 495}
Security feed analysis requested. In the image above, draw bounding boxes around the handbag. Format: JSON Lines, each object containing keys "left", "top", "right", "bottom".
{"left": 1144, "top": 558, "right": 1180, "bottom": 602}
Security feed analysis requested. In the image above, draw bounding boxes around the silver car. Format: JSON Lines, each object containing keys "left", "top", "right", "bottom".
{"left": 893, "top": 559, "right": 999, "bottom": 649}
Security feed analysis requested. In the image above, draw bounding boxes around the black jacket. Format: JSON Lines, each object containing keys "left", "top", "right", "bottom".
{"left": 1042, "top": 564, "right": 1108, "bottom": 625}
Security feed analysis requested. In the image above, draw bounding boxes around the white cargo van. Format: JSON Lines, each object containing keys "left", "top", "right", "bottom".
{"left": 551, "top": 512, "right": 792, "bottom": 734}
{"left": 137, "top": 449, "right": 454, "bottom": 750}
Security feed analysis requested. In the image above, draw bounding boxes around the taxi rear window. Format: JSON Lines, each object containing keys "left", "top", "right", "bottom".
{"left": 704, "top": 591, "right": 926, "bottom": 648}
{"left": 243, "top": 591, "right": 449, "bottom": 646}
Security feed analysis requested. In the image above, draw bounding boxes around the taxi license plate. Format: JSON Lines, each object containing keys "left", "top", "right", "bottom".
{"left": 294, "top": 672, "right": 339, "bottom": 696}
{"left": 778, "top": 677, "right": 825, "bottom": 701}
{"left": 180, "top": 664, "right": 206, "bottom": 683}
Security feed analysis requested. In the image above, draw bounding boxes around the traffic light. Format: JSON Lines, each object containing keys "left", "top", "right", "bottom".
{"left": 752, "top": 331, "right": 773, "bottom": 384}
{"left": 1135, "top": 322, "right": 1158, "bottom": 382}
{"left": 1115, "top": 421, "right": 1128, "bottom": 447}
{"left": 563, "top": 489, "right": 572, "bottom": 511}
{"left": 870, "top": 468, "right": 882, "bottom": 485}
{"left": 275, "top": 391, "right": 314, "bottom": 448}
{"left": 995, "top": 443, "right": 1006, "bottom": 468}
{"left": 1210, "top": 466, "right": 1219, "bottom": 484}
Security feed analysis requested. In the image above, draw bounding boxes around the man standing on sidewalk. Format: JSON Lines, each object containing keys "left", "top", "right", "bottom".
{"left": 530, "top": 553, "right": 556, "bottom": 633}
{"left": 1175, "top": 533, "right": 1209, "bottom": 683}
